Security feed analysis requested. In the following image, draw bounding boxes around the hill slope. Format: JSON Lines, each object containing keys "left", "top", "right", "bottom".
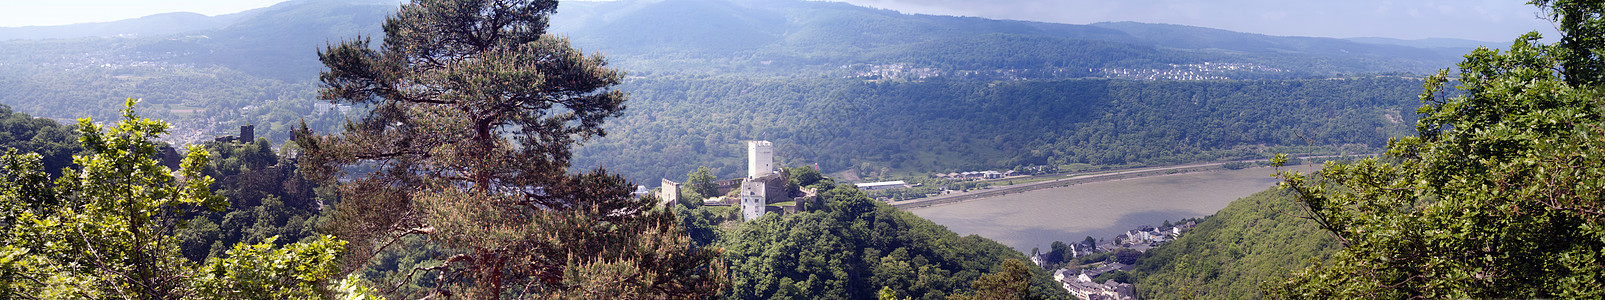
{"left": 1134, "top": 188, "right": 1338, "bottom": 299}
{"left": 715, "top": 186, "right": 1071, "bottom": 299}
{"left": 576, "top": 76, "right": 1421, "bottom": 182}
{"left": 0, "top": 12, "right": 246, "bottom": 40}
{"left": 0, "top": 0, "right": 1461, "bottom": 181}
{"left": 549, "top": 0, "right": 1469, "bottom": 78}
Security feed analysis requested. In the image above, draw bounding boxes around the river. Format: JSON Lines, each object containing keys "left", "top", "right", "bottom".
{"left": 906, "top": 166, "right": 1289, "bottom": 253}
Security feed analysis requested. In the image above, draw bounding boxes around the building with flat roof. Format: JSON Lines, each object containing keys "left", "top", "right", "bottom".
{"left": 854, "top": 181, "right": 911, "bottom": 191}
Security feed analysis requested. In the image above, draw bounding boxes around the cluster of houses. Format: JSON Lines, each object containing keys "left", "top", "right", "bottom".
{"left": 842, "top": 63, "right": 942, "bottom": 80}
{"left": 1054, "top": 268, "right": 1134, "bottom": 300}
{"left": 1116, "top": 222, "right": 1194, "bottom": 249}
{"left": 1095, "top": 62, "right": 1286, "bottom": 81}
{"left": 1037, "top": 220, "right": 1198, "bottom": 300}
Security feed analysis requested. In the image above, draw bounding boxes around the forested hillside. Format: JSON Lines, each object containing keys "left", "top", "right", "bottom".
{"left": 1134, "top": 1, "right": 1605, "bottom": 297}
{"left": 1133, "top": 189, "right": 1338, "bottom": 299}
{"left": 0, "top": 0, "right": 1464, "bottom": 166}
{"left": 580, "top": 76, "right": 1420, "bottom": 181}
{"left": 0, "top": 104, "right": 81, "bottom": 174}
{"left": 671, "top": 179, "right": 1071, "bottom": 300}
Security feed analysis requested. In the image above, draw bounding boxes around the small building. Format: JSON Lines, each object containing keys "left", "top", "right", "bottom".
{"left": 1053, "top": 269, "right": 1076, "bottom": 282}
{"left": 702, "top": 196, "right": 731, "bottom": 207}
{"left": 979, "top": 170, "right": 1003, "bottom": 179}
{"left": 631, "top": 185, "right": 651, "bottom": 199}
{"left": 854, "top": 181, "right": 910, "bottom": 191}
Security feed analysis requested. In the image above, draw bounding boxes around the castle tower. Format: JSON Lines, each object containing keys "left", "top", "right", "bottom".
{"left": 747, "top": 140, "right": 773, "bottom": 178}
{"left": 740, "top": 180, "right": 767, "bottom": 221}
{"left": 659, "top": 179, "right": 680, "bottom": 207}
{"left": 239, "top": 124, "right": 255, "bottom": 142}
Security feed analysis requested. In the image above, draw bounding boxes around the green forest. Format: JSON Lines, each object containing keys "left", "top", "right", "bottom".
{"left": 1133, "top": 189, "right": 1337, "bottom": 299}
{"left": 707, "top": 185, "right": 1068, "bottom": 300}
{"left": 580, "top": 76, "right": 1419, "bottom": 182}
{"left": 0, "top": 0, "right": 1461, "bottom": 184}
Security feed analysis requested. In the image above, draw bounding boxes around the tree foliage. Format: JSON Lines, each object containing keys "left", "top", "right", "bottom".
{"left": 173, "top": 138, "right": 329, "bottom": 264}
{"left": 1270, "top": 2, "right": 1605, "bottom": 297}
{"left": 686, "top": 166, "right": 719, "bottom": 199}
{"left": 577, "top": 76, "right": 1420, "bottom": 182}
{"left": 0, "top": 100, "right": 352, "bottom": 299}
{"left": 947, "top": 259, "right": 1041, "bottom": 300}
{"left": 295, "top": 0, "right": 724, "bottom": 298}
{"left": 0, "top": 104, "right": 82, "bottom": 175}
{"left": 719, "top": 185, "right": 1068, "bottom": 300}
{"left": 1135, "top": 190, "right": 1338, "bottom": 300}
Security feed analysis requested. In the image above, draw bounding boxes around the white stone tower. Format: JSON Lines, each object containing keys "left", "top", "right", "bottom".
{"left": 740, "top": 180, "right": 767, "bottom": 221}
{"left": 747, "top": 140, "right": 774, "bottom": 178}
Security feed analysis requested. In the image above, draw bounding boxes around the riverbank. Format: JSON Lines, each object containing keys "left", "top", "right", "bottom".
{"left": 892, "top": 162, "right": 1236, "bottom": 210}
{"left": 888, "top": 155, "right": 1347, "bottom": 210}
{"left": 905, "top": 166, "right": 1288, "bottom": 252}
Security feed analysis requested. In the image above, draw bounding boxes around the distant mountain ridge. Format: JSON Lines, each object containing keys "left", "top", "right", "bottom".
{"left": 0, "top": 12, "right": 250, "bottom": 40}
{"left": 1, "top": 0, "right": 1486, "bottom": 80}
{"left": 1345, "top": 37, "right": 1501, "bottom": 49}
{"left": 0, "top": 0, "right": 1474, "bottom": 181}
{"left": 547, "top": 0, "right": 1474, "bottom": 77}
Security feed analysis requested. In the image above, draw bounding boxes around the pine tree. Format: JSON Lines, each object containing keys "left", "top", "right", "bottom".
{"left": 296, "top": 0, "right": 724, "bottom": 298}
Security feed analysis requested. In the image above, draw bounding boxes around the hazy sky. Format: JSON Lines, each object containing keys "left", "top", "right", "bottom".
{"left": 837, "top": 0, "right": 1560, "bottom": 41}
{"left": 0, "top": 0, "right": 1563, "bottom": 41}
{"left": 0, "top": 0, "right": 289, "bottom": 27}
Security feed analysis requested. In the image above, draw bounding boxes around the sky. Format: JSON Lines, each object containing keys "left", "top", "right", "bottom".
{"left": 836, "top": 0, "right": 1561, "bottom": 41}
{"left": 0, "top": 0, "right": 290, "bottom": 27}
{"left": 0, "top": 0, "right": 1562, "bottom": 41}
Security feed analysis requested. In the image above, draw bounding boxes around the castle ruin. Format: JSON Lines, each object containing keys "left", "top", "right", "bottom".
{"left": 741, "top": 141, "right": 792, "bottom": 221}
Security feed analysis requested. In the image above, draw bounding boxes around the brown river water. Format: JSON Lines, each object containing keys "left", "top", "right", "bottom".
{"left": 906, "top": 166, "right": 1288, "bottom": 252}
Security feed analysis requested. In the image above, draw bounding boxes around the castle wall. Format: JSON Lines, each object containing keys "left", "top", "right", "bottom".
{"left": 660, "top": 179, "right": 680, "bottom": 207}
